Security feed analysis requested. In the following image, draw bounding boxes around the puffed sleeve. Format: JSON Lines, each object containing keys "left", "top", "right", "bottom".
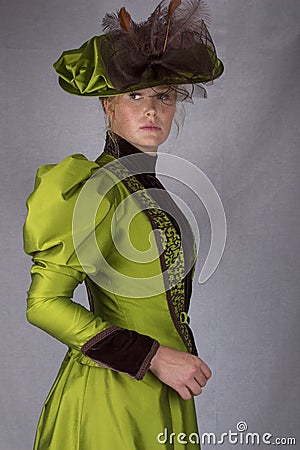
{"left": 23, "top": 154, "right": 159, "bottom": 380}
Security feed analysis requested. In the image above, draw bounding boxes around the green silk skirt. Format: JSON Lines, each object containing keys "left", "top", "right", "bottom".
{"left": 33, "top": 348, "right": 201, "bottom": 449}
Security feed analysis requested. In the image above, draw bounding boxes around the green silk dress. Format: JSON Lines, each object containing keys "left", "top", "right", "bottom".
{"left": 23, "top": 134, "right": 201, "bottom": 450}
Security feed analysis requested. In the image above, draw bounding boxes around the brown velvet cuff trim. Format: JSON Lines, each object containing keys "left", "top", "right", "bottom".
{"left": 134, "top": 339, "right": 160, "bottom": 380}
{"left": 81, "top": 326, "right": 160, "bottom": 380}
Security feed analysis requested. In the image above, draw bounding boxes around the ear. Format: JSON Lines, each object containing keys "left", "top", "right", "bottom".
{"left": 103, "top": 98, "right": 115, "bottom": 119}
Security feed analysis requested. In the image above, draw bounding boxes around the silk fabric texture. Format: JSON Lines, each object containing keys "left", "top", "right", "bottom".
{"left": 23, "top": 135, "right": 201, "bottom": 449}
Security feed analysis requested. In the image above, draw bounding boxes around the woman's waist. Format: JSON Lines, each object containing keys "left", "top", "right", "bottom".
{"left": 92, "top": 303, "right": 189, "bottom": 353}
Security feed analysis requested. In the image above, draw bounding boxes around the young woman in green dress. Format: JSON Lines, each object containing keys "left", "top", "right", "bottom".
{"left": 23, "top": 1, "right": 223, "bottom": 448}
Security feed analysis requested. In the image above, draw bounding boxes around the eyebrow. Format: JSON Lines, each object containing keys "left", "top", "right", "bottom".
{"left": 130, "top": 87, "right": 174, "bottom": 94}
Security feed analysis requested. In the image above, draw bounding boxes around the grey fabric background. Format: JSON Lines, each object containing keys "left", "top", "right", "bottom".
{"left": 1, "top": 0, "right": 299, "bottom": 449}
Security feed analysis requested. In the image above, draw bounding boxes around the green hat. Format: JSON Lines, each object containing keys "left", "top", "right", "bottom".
{"left": 53, "top": 0, "right": 224, "bottom": 97}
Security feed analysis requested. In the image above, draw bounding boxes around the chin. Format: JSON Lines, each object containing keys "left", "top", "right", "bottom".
{"left": 141, "top": 135, "right": 165, "bottom": 145}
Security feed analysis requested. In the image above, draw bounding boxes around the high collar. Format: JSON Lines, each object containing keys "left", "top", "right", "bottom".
{"left": 103, "top": 132, "right": 158, "bottom": 176}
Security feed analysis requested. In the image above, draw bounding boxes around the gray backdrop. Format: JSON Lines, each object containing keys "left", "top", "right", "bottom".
{"left": 1, "top": 0, "right": 299, "bottom": 449}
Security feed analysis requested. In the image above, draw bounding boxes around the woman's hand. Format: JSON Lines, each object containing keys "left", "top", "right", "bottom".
{"left": 149, "top": 345, "right": 212, "bottom": 400}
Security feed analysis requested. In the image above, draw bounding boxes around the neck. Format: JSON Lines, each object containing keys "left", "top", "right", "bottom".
{"left": 103, "top": 131, "right": 158, "bottom": 176}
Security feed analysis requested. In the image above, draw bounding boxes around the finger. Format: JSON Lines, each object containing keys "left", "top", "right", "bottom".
{"left": 194, "top": 372, "right": 207, "bottom": 388}
{"left": 178, "top": 386, "right": 194, "bottom": 401}
{"left": 186, "top": 380, "right": 202, "bottom": 396}
{"left": 198, "top": 359, "right": 212, "bottom": 379}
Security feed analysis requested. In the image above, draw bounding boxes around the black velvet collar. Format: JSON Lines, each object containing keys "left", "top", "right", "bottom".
{"left": 102, "top": 132, "right": 158, "bottom": 176}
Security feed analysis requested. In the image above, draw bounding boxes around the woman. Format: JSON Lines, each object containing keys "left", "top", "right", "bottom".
{"left": 23, "top": 2, "right": 223, "bottom": 449}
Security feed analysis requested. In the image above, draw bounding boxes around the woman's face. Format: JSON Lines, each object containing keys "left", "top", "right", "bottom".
{"left": 104, "top": 86, "right": 176, "bottom": 153}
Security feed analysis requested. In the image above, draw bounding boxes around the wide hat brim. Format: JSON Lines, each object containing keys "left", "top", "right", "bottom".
{"left": 53, "top": 34, "right": 224, "bottom": 97}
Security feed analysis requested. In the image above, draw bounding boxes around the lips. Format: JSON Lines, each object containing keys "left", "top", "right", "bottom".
{"left": 140, "top": 123, "right": 162, "bottom": 131}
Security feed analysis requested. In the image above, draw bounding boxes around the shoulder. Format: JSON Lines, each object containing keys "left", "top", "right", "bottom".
{"left": 27, "top": 151, "right": 118, "bottom": 203}
{"left": 23, "top": 152, "right": 117, "bottom": 255}
{"left": 33, "top": 153, "right": 100, "bottom": 197}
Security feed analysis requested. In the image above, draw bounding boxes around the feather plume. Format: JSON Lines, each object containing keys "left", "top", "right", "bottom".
{"left": 99, "top": 0, "right": 221, "bottom": 91}
{"left": 145, "top": 0, "right": 168, "bottom": 54}
{"left": 102, "top": 12, "right": 121, "bottom": 32}
{"left": 118, "top": 7, "right": 131, "bottom": 32}
{"left": 163, "top": 0, "right": 181, "bottom": 52}
{"left": 167, "top": 0, "right": 211, "bottom": 45}
{"left": 168, "top": 0, "right": 181, "bottom": 17}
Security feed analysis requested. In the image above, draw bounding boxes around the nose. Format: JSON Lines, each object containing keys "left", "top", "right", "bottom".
{"left": 144, "top": 97, "right": 157, "bottom": 117}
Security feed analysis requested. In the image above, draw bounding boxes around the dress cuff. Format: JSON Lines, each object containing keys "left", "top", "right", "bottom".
{"left": 81, "top": 326, "right": 160, "bottom": 380}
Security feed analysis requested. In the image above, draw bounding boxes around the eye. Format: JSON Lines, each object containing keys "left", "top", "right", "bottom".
{"left": 129, "top": 92, "right": 143, "bottom": 100}
{"left": 155, "top": 92, "right": 176, "bottom": 105}
{"left": 157, "top": 94, "right": 169, "bottom": 101}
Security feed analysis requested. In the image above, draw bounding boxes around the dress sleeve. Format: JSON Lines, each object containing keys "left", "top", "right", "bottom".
{"left": 23, "top": 154, "right": 159, "bottom": 380}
